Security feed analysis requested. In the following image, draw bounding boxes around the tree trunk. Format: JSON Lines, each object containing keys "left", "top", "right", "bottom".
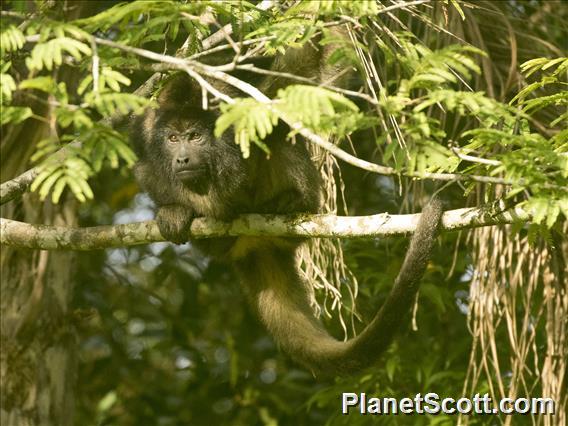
{"left": 0, "top": 3, "right": 97, "bottom": 423}
{"left": 1, "top": 114, "right": 78, "bottom": 426}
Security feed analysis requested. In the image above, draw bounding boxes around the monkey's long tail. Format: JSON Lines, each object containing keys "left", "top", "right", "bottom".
{"left": 234, "top": 198, "right": 443, "bottom": 376}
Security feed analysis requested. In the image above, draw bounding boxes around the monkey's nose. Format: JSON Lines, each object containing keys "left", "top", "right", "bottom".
{"left": 176, "top": 157, "right": 190, "bottom": 165}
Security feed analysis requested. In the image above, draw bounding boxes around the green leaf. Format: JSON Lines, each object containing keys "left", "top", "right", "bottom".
{"left": 26, "top": 37, "right": 91, "bottom": 71}
{"left": 0, "top": 106, "right": 33, "bottom": 125}
{"left": 51, "top": 176, "right": 68, "bottom": 204}
{"left": 31, "top": 138, "right": 60, "bottom": 163}
{"left": 38, "top": 169, "right": 65, "bottom": 201}
{"left": 386, "top": 357, "right": 398, "bottom": 382}
{"left": 77, "top": 75, "right": 93, "bottom": 95}
{"left": 88, "top": 92, "right": 149, "bottom": 116}
{"left": 0, "top": 26, "right": 25, "bottom": 54}
{"left": 216, "top": 98, "right": 279, "bottom": 158}
{"left": 19, "top": 76, "right": 58, "bottom": 93}
{"left": 100, "top": 67, "right": 131, "bottom": 92}
{"left": 0, "top": 71, "right": 17, "bottom": 102}
{"left": 97, "top": 391, "right": 117, "bottom": 413}
{"left": 449, "top": 0, "right": 465, "bottom": 20}
{"left": 275, "top": 85, "right": 358, "bottom": 133}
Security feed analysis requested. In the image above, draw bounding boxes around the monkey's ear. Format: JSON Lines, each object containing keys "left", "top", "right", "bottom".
{"left": 157, "top": 73, "right": 202, "bottom": 109}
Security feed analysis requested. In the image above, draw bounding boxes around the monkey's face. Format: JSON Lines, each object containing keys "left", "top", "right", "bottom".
{"left": 159, "top": 116, "right": 214, "bottom": 192}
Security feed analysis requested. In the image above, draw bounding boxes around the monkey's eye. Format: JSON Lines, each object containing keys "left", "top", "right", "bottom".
{"left": 189, "top": 131, "right": 202, "bottom": 141}
{"left": 168, "top": 134, "right": 179, "bottom": 143}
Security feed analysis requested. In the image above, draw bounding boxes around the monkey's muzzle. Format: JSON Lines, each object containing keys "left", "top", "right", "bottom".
{"left": 175, "top": 167, "right": 208, "bottom": 189}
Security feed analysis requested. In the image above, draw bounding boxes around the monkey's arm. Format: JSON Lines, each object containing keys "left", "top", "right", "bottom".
{"left": 134, "top": 162, "right": 194, "bottom": 243}
{"left": 154, "top": 204, "right": 193, "bottom": 244}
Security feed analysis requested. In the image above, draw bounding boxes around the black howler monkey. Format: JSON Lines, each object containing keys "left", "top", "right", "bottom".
{"left": 132, "top": 59, "right": 443, "bottom": 377}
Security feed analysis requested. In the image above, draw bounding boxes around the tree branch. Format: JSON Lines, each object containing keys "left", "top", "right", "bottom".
{"left": 0, "top": 204, "right": 531, "bottom": 251}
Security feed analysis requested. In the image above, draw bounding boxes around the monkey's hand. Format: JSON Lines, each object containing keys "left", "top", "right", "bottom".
{"left": 156, "top": 204, "right": 194, "bottom": 244}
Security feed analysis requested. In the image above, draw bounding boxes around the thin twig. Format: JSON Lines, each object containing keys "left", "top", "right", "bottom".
{"left": 90, "top": 38, "right": 100, "bottom": 97}
{"left": 451, "top": 147, "right": 502, "bottom": 166}
{"left": 188, "top": 36, "right": 276, "bottom": 60}
{"left": 235, "top": 64, "right": 379, "bottom": 105}
{"left": 378, "top": 0, "right": 432, "bottom": 14}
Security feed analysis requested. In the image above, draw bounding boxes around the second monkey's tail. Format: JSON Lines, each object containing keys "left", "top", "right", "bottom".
{"left": 235, "top": 198, "right": 443, "bottom": 376}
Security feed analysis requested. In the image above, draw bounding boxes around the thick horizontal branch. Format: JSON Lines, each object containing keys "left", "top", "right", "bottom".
{"left": 0, "top": 204, "right": 531, "bottom": 251}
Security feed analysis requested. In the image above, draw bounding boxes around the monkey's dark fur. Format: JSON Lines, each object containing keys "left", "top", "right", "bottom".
{"left": 132, "top": 71, "right": 443, "bottom": 376}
